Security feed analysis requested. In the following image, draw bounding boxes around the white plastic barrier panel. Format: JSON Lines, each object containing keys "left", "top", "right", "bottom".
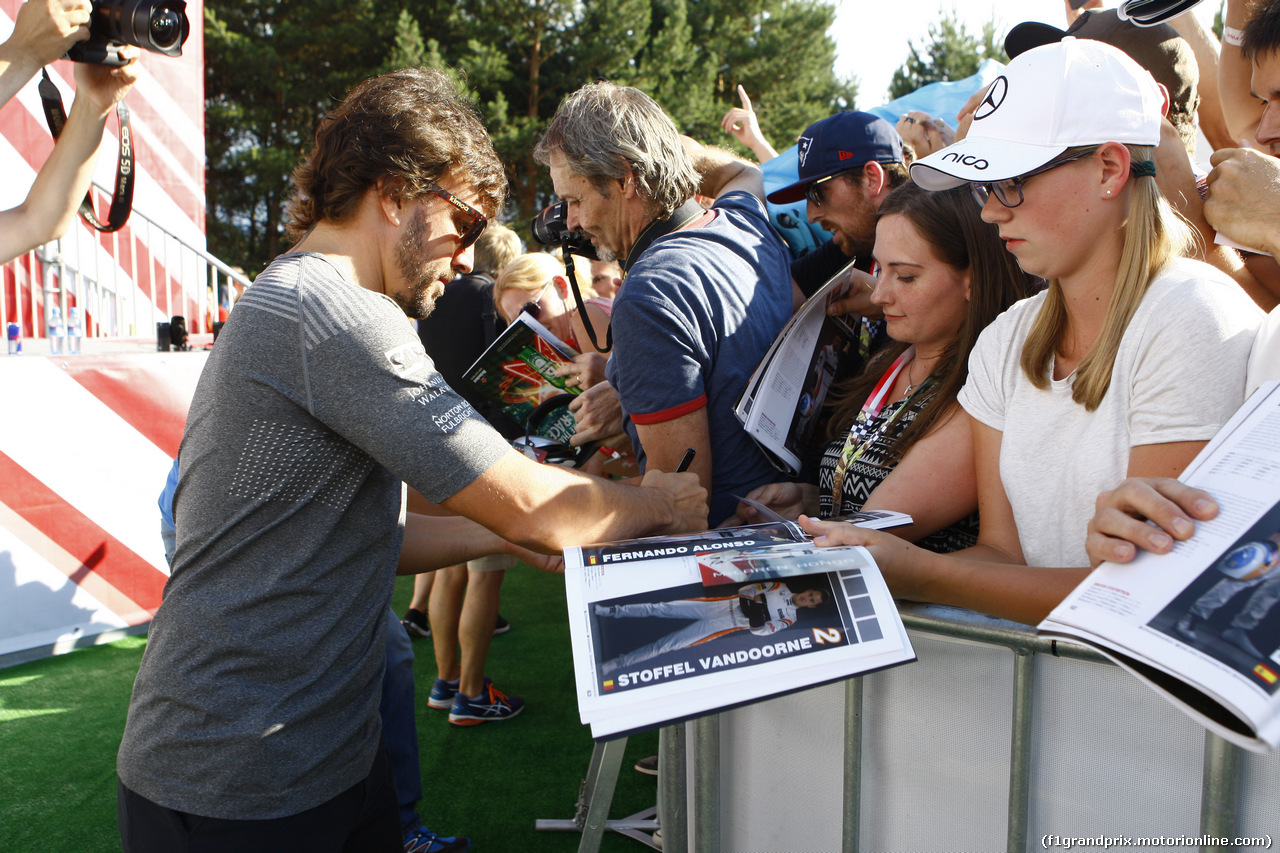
{"left": 703, "top": 617, "right": 1280, "bottom": 852}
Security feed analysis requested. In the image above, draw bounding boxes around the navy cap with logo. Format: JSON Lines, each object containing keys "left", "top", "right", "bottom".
{"left": 766, "top": 111, "right": 904, "bottom": 204}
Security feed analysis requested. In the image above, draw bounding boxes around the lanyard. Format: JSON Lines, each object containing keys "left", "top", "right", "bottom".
{"left": 38, "top": 70, "right": 134, "bottom": 233}
{"left": 622, "top": 199, "right": 706, "bottom": 272}
{"left": 829, "top": 347, "right": 932, "bottom": 507}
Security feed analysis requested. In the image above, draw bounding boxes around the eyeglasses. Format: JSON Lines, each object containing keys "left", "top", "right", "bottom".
{"left": 970, "top": 147, "right": 1099, "bottom": 209}
{"left": 519, "top": 279, "right": 555, "bottom": 320}
{"left": 804, "top": 170, "right": 856, "bottom": 207}
{"left": 426, "top": 183, "right": 487, "bottom": 248}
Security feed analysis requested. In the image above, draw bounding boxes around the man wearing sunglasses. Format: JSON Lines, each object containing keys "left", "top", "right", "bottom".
{"left": 534, "top": 81, "right": 793, "bottom": 526}
{"left": 766, "top": 111, "right": 910, "bottom": 300}
{"left": 115, "top": 68, "right": 708, "bottom": 853}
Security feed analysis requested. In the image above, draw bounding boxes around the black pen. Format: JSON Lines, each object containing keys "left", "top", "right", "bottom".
{"left": 675, "top": 448, "right": 696, "bottom": 473}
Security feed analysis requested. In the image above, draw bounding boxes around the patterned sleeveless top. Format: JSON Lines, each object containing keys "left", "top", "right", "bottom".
{"left": 817, "top": 394, "right": 979, "bottom": 554}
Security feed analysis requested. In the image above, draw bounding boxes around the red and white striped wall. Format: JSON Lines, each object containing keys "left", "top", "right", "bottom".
{"left": 0, "top": 0, "right": 206, "bottom": 341}
{"left": 0, "top": 351, "right": 206, "bottom": 664}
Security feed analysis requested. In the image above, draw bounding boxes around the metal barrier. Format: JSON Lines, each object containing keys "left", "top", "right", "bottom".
{"left": 661, "top": 603, "right": 1280, "bottom": 853}
{"left": 1, "top": 185, "right": 250, "bottom": 346}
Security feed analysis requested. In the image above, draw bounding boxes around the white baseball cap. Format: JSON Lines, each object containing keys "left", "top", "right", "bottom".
{"left": 911, "top": 37, "right": 1164, "bottom": 191}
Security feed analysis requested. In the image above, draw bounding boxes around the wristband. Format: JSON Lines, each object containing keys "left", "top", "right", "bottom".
{"left": 1223, "top": 25, "right": 1245, "bottom": 47}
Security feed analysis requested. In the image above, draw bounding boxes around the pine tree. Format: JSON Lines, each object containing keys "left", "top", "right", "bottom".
{"left": 203, "top": 0, "right": 857, "bottom": 265}
{"left": 887, "top": 8, "right": 1007, "bottom": 102}
{"left": 204, "top": 0, "right": 399, "bottom": 273}
{"left": 425, "top": 0, "right": 856, "bottom": 229}
{"left": 385, "top": 9, "right": 428, "bottom": 71}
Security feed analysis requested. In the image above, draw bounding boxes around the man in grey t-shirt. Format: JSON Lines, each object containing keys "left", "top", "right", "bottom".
{"left": 116, "top": 68, "right": 706, "bottom": 853}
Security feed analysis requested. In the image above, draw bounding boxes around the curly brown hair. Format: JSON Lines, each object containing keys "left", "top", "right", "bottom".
{"left": 286, "top": 68, "right": 507, "bottom": 241}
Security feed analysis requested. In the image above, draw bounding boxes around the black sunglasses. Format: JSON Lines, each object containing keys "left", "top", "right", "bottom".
{"left": 426, "top": 183, "right": 487, "bottom": 249}
{"left": 971, "top": 147, "right": 1099, "bottom": 209}
{"left": 804, "top": 169, "right": 859, "bottom": 207}
{"left": 519, "top": 280, "right": 555, "bottom": 320}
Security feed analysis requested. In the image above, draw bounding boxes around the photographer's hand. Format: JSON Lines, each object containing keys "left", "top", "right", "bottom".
{"left": 0, "top": 0, "right": 93, "bottom": 106}
{"left": 75, "top": 45, "right": 141, "bottom": 114}
{"left": 0, "top": 47, "right": 140, "bottom": 265}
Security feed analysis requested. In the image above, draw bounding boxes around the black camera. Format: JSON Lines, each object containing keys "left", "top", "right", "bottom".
{"left": 66, "top": 0, "right": 190, "bottom": 67}
{"left": 530, "top": 200, "right": 597, "bottom": 259}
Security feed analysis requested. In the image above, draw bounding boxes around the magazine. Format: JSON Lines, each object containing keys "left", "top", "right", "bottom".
{"left": 734, "top": 261, "right": 866, "bottom": 476}
{"left": 698, "top": 542, "right": 880, "bottom": 586}
{"left": 1039, "top": 380, "right": 1280, "bottom": 754}
{"left": 462, "top": 313, "right": 580, "bottom": 445}
{"left": 732, "top": 493, "right": 913, "bottom": 533}
{"left": 564, "top": 522, "right": 915, "bottom": 739}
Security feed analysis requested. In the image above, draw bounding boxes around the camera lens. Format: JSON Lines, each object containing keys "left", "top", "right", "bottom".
{"left": 150, "top": 8, "right": 182, "bottom": 49}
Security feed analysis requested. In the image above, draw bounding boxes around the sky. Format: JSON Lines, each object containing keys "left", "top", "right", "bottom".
{"left": 832, "top": 0, "right": 1223, "bottom": 111}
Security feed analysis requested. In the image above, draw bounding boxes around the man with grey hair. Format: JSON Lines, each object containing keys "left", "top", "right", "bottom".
{"left": 534, "top": 81, "right": 793, "bottom": 525}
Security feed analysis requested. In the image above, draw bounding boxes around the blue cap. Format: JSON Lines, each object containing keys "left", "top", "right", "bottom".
{"left": 766, "top": 111, "right": 904, "bottom": 204}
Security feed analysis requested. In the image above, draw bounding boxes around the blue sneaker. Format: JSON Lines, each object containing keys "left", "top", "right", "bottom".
{"left": 403, "top": 821, "right": 470, "bottom": 853}
{"left": 448, "top": 680, "right": 524, "bottom": 726}
{"left": 427, "top": 678, "right": 460, "bottom": 710}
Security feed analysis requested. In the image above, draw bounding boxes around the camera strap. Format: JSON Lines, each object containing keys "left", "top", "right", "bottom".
{"left": 38, "top": 69, "right": 134, "bottom": 233}
{"left": 621, "top": 199, "right": 705, "bottom": 273}
{"left": 561, "top": 198, "right": 705, "bottom": 355}
{"left": 561, "top": 249, "right": 612, "bottom": 353}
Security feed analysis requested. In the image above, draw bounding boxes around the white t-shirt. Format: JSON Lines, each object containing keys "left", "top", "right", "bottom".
{"left": 1247, "top": 304, "right": 1280, "bottom": 394}
{"left": 959, "top": 258, "right": 1262, "bottom": 568}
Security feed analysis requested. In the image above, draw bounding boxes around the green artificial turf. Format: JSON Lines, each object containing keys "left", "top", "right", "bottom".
{"left": 0, "top": 567, "right": 659, "bottom": 852}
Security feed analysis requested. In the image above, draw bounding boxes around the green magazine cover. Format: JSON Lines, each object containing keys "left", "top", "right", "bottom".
{"left": 462, "top": 313, "right": 581, "bottom": 445}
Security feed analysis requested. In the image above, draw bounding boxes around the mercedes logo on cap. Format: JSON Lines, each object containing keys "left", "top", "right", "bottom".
{"left": 973, "top": 77, "right": 1008, "bottom": 121}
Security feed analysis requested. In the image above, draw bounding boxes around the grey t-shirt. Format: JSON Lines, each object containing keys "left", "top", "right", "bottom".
{"left": 117, "top": 252, "right": 511, "bottom": 819}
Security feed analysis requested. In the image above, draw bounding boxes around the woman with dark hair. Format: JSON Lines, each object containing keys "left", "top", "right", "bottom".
{"left": 733, "top": 181, "right": 1033, "bottom": 551}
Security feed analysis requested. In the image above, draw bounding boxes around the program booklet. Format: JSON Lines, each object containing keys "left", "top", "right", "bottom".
{"left": 734, "top": 261, "right": 866, "bottom": 477}
{"left": 1039, "top": 381, "right": 1280, "bottom": 754}
{"left": 462, "top": 313, "right": 580, "bottom": 445}
{"left": 564, "top": 520, "right": 915, "bottom": 739}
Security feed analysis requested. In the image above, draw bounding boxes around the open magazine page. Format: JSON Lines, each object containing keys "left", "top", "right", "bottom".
{"left": 736, "top": 262, "right": 862, "bottom": 476}
{"left": 734, "top": 259, "right": 859, "bottom": 424}
{"left": 461, "top": 313, "right": 580, "bottom": 443}
{"left": 563, "top": 524, "right": 915, "bottom": 739}
{"left": 698, "top": 542, "right": 878, "bottom": 586}
{"left": 1040, "top": 381, "right": 1280, "bottom": 752}
{"left": 732, "top": 493, "right": 913, "bottom": 533}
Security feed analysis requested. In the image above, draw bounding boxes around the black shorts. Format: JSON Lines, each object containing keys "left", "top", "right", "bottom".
{"left": 117, "top": 742, "right": 400, "bottom": 853}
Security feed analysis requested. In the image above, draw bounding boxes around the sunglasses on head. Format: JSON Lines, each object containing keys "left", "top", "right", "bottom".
{"left": 425, "top": 183, "right": 487, "bottom": 249}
